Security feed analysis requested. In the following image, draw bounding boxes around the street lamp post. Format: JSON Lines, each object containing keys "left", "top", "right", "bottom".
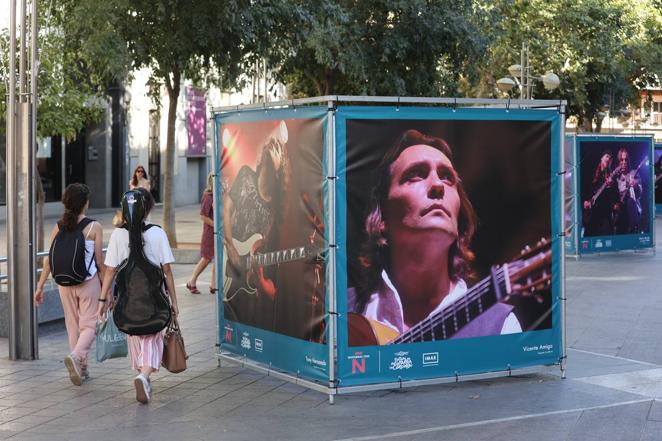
{"left": 497, "top": 43, "right": 560, "bottom": 99}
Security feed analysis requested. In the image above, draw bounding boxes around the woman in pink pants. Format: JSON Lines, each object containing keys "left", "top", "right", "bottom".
{"left": 34, "top": 183, "right": 106, "bottom": 385}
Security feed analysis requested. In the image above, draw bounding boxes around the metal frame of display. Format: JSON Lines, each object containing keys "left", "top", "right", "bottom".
{"left": 573, "top": 133, "right": 656, "bottom": 257}
{"left": 565, "top": 134, "right": 580, "bottom": 259}
{"left": 212, "top": 96, "right": 568, "bottom": 403}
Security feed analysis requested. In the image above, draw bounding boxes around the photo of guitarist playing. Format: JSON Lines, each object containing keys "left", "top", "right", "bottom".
{"left": 655, "top": 151, "right": 662, "bottom": 206}
{"left": 613, "top": 148, "right": 643, "bottom": 234}
{"left": 348, "top": 130, "right": 531, "bottom": 346}
{"left": 582, "top": 150, "right": 618, "bottom": 237}
{"left": 223, "top": 130, "right": 289, "bottom": 329}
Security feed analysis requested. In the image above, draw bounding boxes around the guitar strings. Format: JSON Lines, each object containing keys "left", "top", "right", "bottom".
{"left": 393, "top": 257, "right": 535, "bottom": 344}
{"left": 393, "top": 267, "right": 510, "bottom": 343}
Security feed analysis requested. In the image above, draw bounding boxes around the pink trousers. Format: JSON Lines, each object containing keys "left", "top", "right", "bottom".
{"left": 58, "top": 277, "right": 101, "bottom": 366}
{"left": 128, "top": 333, "right": 164, "bottom": 372}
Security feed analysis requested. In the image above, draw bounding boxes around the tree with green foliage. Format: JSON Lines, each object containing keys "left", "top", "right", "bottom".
{"left": 478, "top": 0, "right": 662, "bottom": 131}
{"left": 259, "top": 0, "right": 486, "bottom": 97}
{"left": 1, "top": 9, "right": 114, "bottom": 252}
{"left": 60, "top": 0, "right": 253, "bottom": 246}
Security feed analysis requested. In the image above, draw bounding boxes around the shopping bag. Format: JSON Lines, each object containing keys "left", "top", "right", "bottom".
{"left": 162, "top": 319, "right": 188, "bottom": 373}
{"left": 95, "top": 309, "right": 128, "bottom": 362}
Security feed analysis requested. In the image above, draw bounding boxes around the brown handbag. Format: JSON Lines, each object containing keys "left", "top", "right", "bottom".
{"left": 162, "top": 319, "right": 188, "bottom": 373}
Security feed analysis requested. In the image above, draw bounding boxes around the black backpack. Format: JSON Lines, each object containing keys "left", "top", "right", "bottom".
{"left": 49, "top": 217, "right": 96, "bottom": 286}
{"left": 113, "top": 190, "right": 172, "bottom": 336}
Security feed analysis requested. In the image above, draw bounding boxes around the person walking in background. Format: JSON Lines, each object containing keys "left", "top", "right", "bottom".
{"left": 98, "top": 188, "right": 179, "bottom": 404}
{"left": 114, "top": 165, "right": 152, "bottom": 226}
{"left": 186, "top": 172, "right": 216, "bottom": 294}
{"left": 129, "top": 165, "right": 151, "bottom": 191}
{"left": 34, "top": 183, "right": 106, "bottom": 385}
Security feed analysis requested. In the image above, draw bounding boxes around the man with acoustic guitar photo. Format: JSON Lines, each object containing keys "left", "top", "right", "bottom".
{"left": 347, "top": 129, "right": 552, "bottom": 346}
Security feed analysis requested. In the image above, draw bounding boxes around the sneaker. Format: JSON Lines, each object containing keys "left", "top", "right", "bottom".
{"left": 134, "top": 374, "right": 151, "bottom": 404}
{"left": 64, "top": 354, "right": 83, "bottom": 386}
{"left": 81, "top": 366, "right": 90, "bottom": 381}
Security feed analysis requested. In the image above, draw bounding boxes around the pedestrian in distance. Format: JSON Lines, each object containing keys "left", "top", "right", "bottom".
{"left": 129, "top": 165, "right": 151, "bottom": 191}
{"left": 98, "top": 188, "right": 179, "bottom": 404}
{"left": 186, "top": 172, "right": 216, "bottom": 295}
{"left": 113, "top": 165, "right": 152, "bottom": 227}
{"left": 34, "top": 183, "right": 106, "bottom": 385}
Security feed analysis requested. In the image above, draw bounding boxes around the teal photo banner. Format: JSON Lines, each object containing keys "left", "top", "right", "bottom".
{"left": 575, "top": 135, "right": 655, "bottom": 255}
{"left": 214, "top": 107, "right": 329, "bottom": 382}
{"left": 335, "top": 106, "right": 563, "bottom": 386}
{"left": 655, "top": 143, "right": 662, "bottom": 215}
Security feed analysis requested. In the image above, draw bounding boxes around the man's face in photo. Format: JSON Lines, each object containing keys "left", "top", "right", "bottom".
{"left": 618, "top": 150, "right": 629, "bottom": 172}
{"left": 384, "top": 144, "right": 461, "bottom": 244}
{"left": 600, "top": 153, "right": 611, "bottom": 170}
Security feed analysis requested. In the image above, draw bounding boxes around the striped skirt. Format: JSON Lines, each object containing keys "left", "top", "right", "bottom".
{"left": 127, "top": 333, "right": 163, "bottom": 371}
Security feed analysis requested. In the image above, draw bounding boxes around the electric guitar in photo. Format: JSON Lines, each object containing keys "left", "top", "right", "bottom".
{"left": 223, "top": 234, "right": 324, "bottom": 302}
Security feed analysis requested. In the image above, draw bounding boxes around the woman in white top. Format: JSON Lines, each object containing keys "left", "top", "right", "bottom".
{"left": 129, "top": 165, "right": 151, "bottom": 191}
{"left": 34, "top": 183, "right": 106, "bottom": 385}
{"left": 98, "top": 188, "right": 179, "bottom": 404}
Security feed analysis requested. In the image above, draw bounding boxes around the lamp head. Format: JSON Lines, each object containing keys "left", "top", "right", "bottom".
{"left": 508, "top": 64, "right": 522, "bottom": 78}
{"left": 496, "top": 77, "right": 517, "bottom": 92}
{"left": 542, "top": 71, "right": 560, "bottom": 91}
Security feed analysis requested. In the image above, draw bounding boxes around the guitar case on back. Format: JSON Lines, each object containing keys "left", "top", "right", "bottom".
{"left": 113, "top": 190, "right": 172, "bottom": 336}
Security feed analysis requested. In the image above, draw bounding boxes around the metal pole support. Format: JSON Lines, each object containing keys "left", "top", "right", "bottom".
{"left": 7, "top": 0, "right": 39, "bottom": 361}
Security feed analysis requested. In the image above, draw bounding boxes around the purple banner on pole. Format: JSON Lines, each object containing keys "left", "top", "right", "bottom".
{"left": 186, "top": 87, "right": 207, "bottom": 156}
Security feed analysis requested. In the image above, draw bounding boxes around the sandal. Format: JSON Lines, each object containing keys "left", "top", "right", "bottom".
{"left": 186, "top": 282, "right": 200, "bottom": 294}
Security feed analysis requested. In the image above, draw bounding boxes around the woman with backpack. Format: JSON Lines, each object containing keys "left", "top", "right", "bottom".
{"left": 98, "top": 188, "right": 179, "bottom": 404}
{"left": 34, "top": 183, "right": 106, "bottom": 385}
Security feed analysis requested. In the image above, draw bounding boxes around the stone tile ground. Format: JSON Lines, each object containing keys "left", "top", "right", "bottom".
{"left": 0, "top": 209, "right": 660, "bottom": 440}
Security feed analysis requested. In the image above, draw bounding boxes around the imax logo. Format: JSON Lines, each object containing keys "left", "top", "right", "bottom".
{"left": 422, "top": 352, "right": 439, "bottom": 366}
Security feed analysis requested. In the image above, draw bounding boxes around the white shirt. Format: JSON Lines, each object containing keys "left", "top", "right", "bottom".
{"left": 83, "top": 221, "right": 97, "bottom": 280}
{"left": 104, "top": 225, "right": 175, "bottom": 268}
{"left": 358, "top": 270, "right": 521, "bottom": 335}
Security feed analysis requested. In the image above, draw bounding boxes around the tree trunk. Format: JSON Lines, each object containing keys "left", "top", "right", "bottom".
{"left": 580, "top": 112, "right": 594, "bottom": 132}
{"left": 162, "top": 68, "right": 181, "bottom": 247}
{"left": 595, "top": 115, "right": 604, "bottom": 133}
{"left": 324, "top": 68, "right": 335, "bottom": 95}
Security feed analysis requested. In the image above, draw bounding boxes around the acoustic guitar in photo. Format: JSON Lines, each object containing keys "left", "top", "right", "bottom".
{"left": 348, "top": 238, "right": 552, "bottom": 346}
{"left": 223, "top": 234, "right": 324, "bottom": 302}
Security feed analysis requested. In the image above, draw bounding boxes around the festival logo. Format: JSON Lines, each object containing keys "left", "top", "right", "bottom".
{"left": 389, "top": 351, "right": 413, "bottom": 371}
{"left": 224, "top": 324, "right": 233, "bottom": 344}
{"left": 422, "top": 352, "right": 439, "bottom": 367}
{"left": 348, "top": 351, "right": 370, "bottom": 374}
{"left": 240, "top": 332, "right": 251, "bottom": 350}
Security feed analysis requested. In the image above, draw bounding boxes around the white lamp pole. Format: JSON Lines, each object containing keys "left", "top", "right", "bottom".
{"left": 497, "top": 42, "right": 560, "bottom": 99}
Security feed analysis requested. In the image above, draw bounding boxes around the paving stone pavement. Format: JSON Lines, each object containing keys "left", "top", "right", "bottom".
{"left": 0, "top": 216, "right": 661, "bottom": 440}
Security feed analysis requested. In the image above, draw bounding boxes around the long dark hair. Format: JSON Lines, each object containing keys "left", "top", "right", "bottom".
{"left": 131, "top": 165, "right": 149, "bottom": 187}
{"left": 356, "top": 129, "right": 477, "bottom": 311}
{"left": 256, "top": 136, "right": 290, "bottom": 224}
{"left": 59, "top": 183, "right": 90, "bottom": 231}
{"left": 592, "top": 150, "right": 612, "bottom": 188}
